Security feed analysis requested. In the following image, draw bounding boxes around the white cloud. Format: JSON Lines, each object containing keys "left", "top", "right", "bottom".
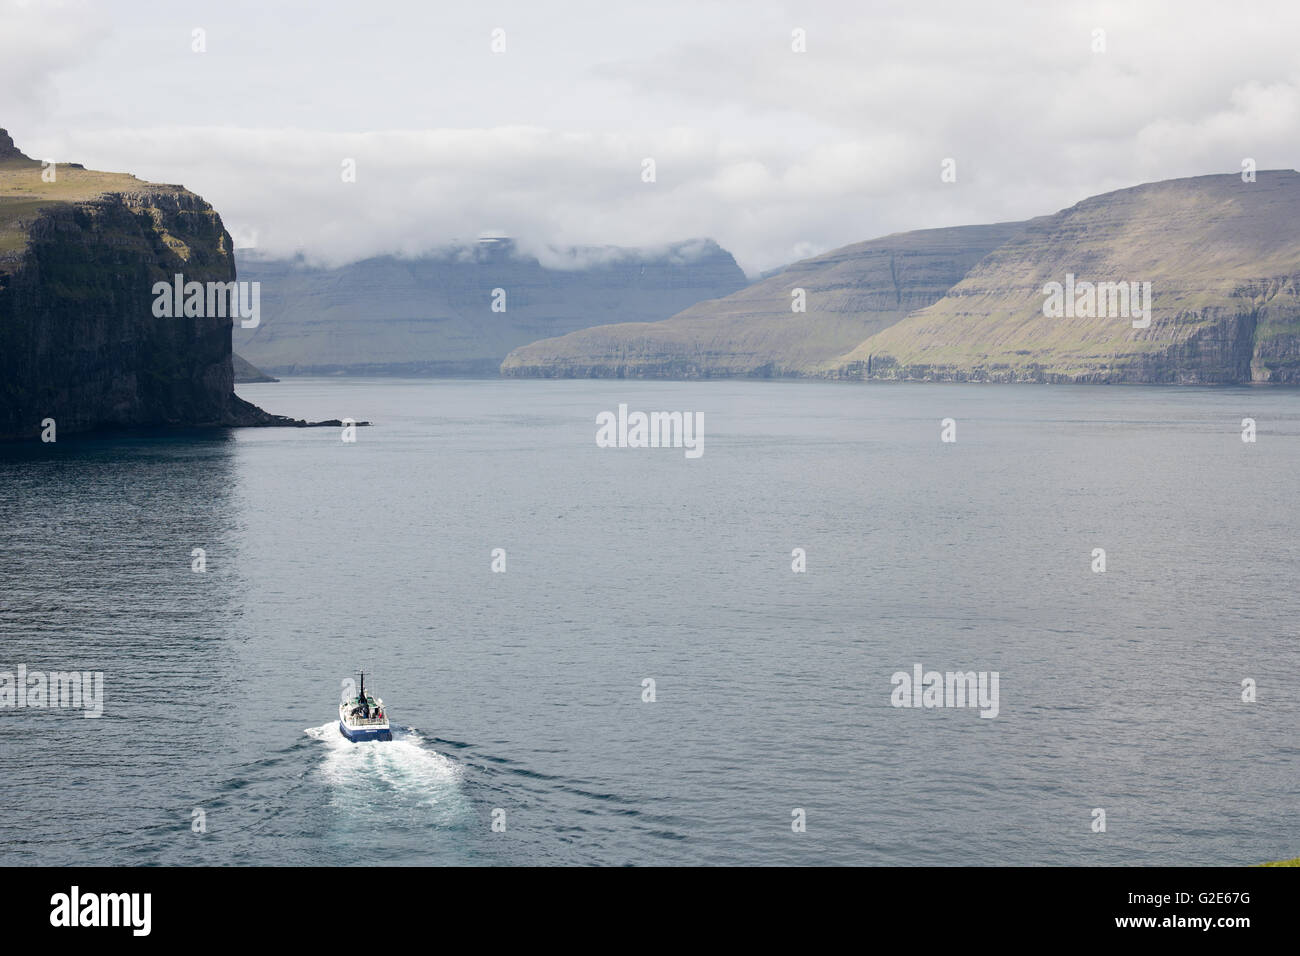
{"left": 6, "top": 0, "right": 1300, "bottom": 274}
{"left": 0, "top": 0, "right": 108, "bottom": 130}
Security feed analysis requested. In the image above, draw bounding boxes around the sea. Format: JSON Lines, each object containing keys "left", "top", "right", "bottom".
{"left": 1, "top": 378, "right": 1296, "bottom": 865}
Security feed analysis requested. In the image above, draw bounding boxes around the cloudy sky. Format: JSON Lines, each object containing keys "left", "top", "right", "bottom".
{"left": 2, "top": 0, "right": 1298, "bottom": 274}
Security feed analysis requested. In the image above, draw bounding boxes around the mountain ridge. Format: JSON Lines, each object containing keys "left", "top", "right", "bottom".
{"left": 233, "top": 238, "right": 748, "bottom": 376}
{"left": 500, "top": 221, "right": 1029, "bottom": 378}
{"left": 501, "top": 171, "right": 1300, "bottom": 385}
{"left": 833, "top": 170, "right": 1300, "bottom": 383}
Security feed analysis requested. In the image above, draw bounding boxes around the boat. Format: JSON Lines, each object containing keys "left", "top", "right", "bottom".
{"left": 339, "top": 671, "right": 393, "bottom": 742}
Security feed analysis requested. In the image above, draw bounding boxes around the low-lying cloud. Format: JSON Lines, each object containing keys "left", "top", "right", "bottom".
{"left": 7, "top": 0, "right": 1299, "bottom": 275}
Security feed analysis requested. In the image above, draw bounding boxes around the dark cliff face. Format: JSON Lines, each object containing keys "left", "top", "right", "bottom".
{"left": 0, "top": 129, "right": 283, "bottom": 440}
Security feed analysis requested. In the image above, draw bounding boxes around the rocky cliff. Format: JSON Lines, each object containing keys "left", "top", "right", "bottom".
{"left": 831, "top": 172, "right": 1300, "bottom": 382}
{"left": 0, "top": 128, "right": 293, "bottom": 440}
{"left": 233, "top": 238, "right": 748, "bottom": 375}
{"left": 499, "top": 223, "right": 1028, "bottom": 378}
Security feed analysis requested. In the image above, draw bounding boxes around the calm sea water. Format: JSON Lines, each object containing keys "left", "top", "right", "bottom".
{"left": 1, "top": 378, "right": 1296, "bottom": 866}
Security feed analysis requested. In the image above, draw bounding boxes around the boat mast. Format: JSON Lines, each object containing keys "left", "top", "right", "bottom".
{"left": 359, "top": 670, "right": 365, "bottom": 700}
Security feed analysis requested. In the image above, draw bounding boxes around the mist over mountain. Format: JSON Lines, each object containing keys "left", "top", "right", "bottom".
{"left": 233, "top": 238, "right": 747, "bottom": 376}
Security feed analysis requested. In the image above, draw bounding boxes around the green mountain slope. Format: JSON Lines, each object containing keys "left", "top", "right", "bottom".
{"left": 500, "top": 222, "right": 1027, "bottom": 378}
{"left": 832, "top": 171, "right": 1300, "bottom": 383}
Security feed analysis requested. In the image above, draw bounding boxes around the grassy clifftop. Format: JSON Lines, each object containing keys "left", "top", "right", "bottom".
{"left": 0, "top": 130, "right": 219, "bottom": 265}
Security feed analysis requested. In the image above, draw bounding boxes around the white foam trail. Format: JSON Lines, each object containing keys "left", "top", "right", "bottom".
{"left": 305, "top": 722, "right": 467, "bottom": 822}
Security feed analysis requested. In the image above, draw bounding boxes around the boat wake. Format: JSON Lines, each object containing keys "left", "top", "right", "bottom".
{"left": 304, "top": 722, "right": 472, "bottom": 830}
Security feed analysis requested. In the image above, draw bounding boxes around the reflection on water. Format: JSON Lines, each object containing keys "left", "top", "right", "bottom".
{"left": 0, "top": 430, "right": 247, "bottom": 861}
